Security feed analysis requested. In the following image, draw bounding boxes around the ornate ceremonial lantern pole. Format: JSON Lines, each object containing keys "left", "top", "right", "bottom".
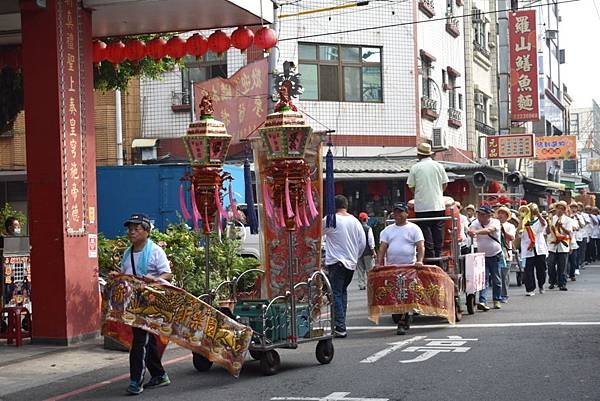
{"left": 182, "top": 94, "right": 234, "bottom": 293}
{"left": 258, "top": 62, "right": 319, "bottom": 345}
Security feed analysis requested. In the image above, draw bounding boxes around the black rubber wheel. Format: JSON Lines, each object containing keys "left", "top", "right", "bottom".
{"left": 315, "top": 339, "right": 334, "bottom": 364}
{"left": 192, "top": 352, "right": 213, "bottom": 372}
{"left": 21, "top": 314, "right": 31, "bottom": 333}
{"left": 455, "top": 301, "right": 463, "bottom": 322}
{"left": 249, "top": 350, "right": 263, "bottom": 360}
{"left": 392, "top": 314, "right": 402, "bottom": 324}
{"left": 466, "top": 294, "right": 475, "bottom": 315}
{"left": 260, "top": 350, "right": 280, "bottom": 376}
{"left": 516, "top": 272, "right": 523, "bottom": 287}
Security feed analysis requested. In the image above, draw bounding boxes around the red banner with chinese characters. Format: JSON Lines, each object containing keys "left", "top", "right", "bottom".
{"left": 486, "top": 134, "right": 535, "bottom": 159}
{"left": 59, "top": 0, "right": 87, "bottom": 235}
{"left": 509, "top": 10, "right": 539, "bottom": 122}
{"left": 193, "top": 59, "right": 268, "bottom": 146}
{"left": 367, "top": 265, "right": 456, "bottom": 325}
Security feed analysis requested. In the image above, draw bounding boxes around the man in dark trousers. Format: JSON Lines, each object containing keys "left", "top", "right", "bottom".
{"left": 407, "top": 143, "right": 449, "bottom": 259}
{"left": 113, "top": 213, "right": 173, "bottom": 395}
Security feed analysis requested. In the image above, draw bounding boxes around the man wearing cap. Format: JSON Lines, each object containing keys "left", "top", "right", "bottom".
{"left": 356, "top": 212, "right": 376, "bottom": 291}
{"left": 468, "top": 205, "right": 503, "bottom": 310}
{"left": 323, "top": 195, "right": 366, "bottom": 338}
{"left": 496, "top": 206, "right": 516, "bottom": 303}
{"left": 115, "top": 213, "right": 173, "bottom": 395}
{"left": 547, "top": 201, "right": 572, "bottom": 291}
{"left": 407, "top": 143, "right": 449, "bottom": 260}
{"left": 377, "top": 202, "right": 425, "bottom": 268}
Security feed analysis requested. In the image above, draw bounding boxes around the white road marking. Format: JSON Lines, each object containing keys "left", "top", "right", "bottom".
{"left": 271, "top": 393, "right": 389, "bottom": 401}
{"left": 359, "top": 336, "right": 426, "bottom": 363}
{"left": 347, "top": 321, "right": 600, "bottom": 330}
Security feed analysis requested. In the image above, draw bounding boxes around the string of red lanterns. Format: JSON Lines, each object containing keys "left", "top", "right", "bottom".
{"left": 92, "top": 26, "right": 276, "bottom": 65}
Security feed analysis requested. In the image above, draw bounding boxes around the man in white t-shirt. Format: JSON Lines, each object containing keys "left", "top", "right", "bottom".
{"left": 547, "top": 201, "right": 572, "bottom": 291}
{"left": 114, "top": 213, "right": 172, "bottom": 395}
{"left": 407, "top": 142, "right": 449, "bottom": 259}
{"left": 568, "top": 203, "right": 581, "bottom": 281}
{"left": 323, "top": 195, "right": 366, "bottom": 338}
{"left": 377, "top": 203, "right": 425, "bottom": 267}
{"left": 468, "top": 205, "right": 503, "bottom": 310}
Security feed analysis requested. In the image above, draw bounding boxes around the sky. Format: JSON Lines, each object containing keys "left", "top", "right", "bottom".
{"left": 559, "top": 0, "right": 600, "bottom": 108}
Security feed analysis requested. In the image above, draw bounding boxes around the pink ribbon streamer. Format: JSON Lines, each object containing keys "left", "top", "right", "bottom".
{"left": 228, "top": 182, "right": 241, "bottom": 220}
{"left": 278, "top": 203, "right": 286, "bottom": 228}
{"left": 179, "top": 183, "right": 192, "bottom": 221}
{"left": 203, "top": 203, "right": 211, "bottom": 234}
{"left": 262, "top": 182, "right": 275, "bottom": 220}
{"left": 301, "top": 202, "right": 310, "bottom": 227}
{"left": 306, "top": 177, "right": 319, "bottom": 219}
{"left": 190, "top": 183, "right": 201, "bottom": 231}
{"left": 215, "top": 187, "right": 227, "bottom": 219}
{"left": 284, "top": 177, "right": 295, "bottom": 218}
{"left": 294, "top": 198, "right": 303, "bottom": 228}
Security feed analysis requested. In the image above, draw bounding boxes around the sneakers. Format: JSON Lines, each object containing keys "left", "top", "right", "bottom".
{"left": 500, "top": 298, "right": 509, "bottom": 304}
{"left": 526, "top": 291, "right": 536, "bottom": 296}
{"left": 358, "top": 286, "right": 366, "bottom": 290}
{"left": 575, "top": 269, "right": 581, "bottom": 276}
{"left": 493, "top": 301, "right": 502, "bottom": 309}
{"left": 126, "top": 380, "right": 143, "bottom": 395}
{"left": 476, "top": 303, "right": 490, "bottom": 311}
{"left": 145, "top": 374, "right": 171, "bottom": 388}
{"left": 549, "top": 284, "right": 556, "bottom": 290}
{"left": 559, "top": 286, "right": 568, "bottom": 291}
{"left": 539, "top": 288, "right": 545, "bottom": 294}
{"left": 570, "top": 277, "right": 576, "bottom": 282}
{"left": 333, "top": 330, "right": 347, "bottom": 338}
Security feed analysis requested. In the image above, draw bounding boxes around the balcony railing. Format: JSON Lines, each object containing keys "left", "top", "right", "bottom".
{"left": 171, "top": 90, "right": 192, "bottom": 112}
{"left": 419, "top": 0, "right": 435, "bottom": 17}
{"left": 473, "top": 40, "right": 490, "bottom": 58}
{"left": 475, "top": 120, "right": 496, "bottom": 135}
{"left": 446, "top": 15, "right": 460, "bottom": 37}
{"left": 448, "top": 107, "right": 461, "bottom": 127}
{"left": 421, "top": 96, "right": 438, "bottom": 121}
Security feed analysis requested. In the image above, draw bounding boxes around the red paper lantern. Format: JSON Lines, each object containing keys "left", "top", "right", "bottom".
{"left": 124, "top": 39, "right": 146, "bottom": 62}
{"left": 186, "top": 33, "right": 208, "bottom": 59}
{"left": 105, "top": 41, "right": 126, "bottom": 65}
{"left": 166, "top": 36, "right": 187, "bottom": 60}
{"left": 208, "top": 30, "right": 230, "bottom": 55}
{"left": 254, "top": 26, "right": 277, "bottom": 51}
{"left": 230, "top": 26, "right": 254, "bottom": 52}
{"left": 146, "top": 38, "right": 167, "bottom": 60}
{"left": 93, "top": 40, "right": 107, "bottom": 64}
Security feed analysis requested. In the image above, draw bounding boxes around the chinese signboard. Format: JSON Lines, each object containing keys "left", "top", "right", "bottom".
{"left": 509, "top": 10, "right": 539, "bottom": 122}
{"left": 194, "top": 59, "right": 268, "bottom": 146}
{"left": 586, "top": 159, "right": 600, "bottom": 172}
{"left": 486, "top": 134, "right": 535, "bottom": 159}
{"left": 535, "top": 135, "right": 577, "bottom": 160}
{"left": 59, "top": 0, "right": 86, "bottom": 236}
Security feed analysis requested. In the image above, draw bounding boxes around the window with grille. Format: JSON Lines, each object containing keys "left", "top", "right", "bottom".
{"left": 180, "top": 53, "right": 228, "bottom": 104}
{"left": 298, "top": 43, "right": 383, "bottom": 102}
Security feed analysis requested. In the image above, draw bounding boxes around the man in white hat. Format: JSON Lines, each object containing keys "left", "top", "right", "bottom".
{"left": 407, "top": 142, "right": 449, "bottom": 260}
{"left": 547, "top": 201, "right": 572, "bottom": 291}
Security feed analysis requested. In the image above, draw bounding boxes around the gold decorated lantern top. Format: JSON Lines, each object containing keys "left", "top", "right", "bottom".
{"left": 259, "top": 86, "right": 312, "bottom": 160}
{"left": 183, "top": 94, "right": 232, "bottom": 167}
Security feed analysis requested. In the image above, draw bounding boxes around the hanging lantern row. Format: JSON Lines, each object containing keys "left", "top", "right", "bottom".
{"left": 93, "top": 26, "right": 277, "bottom": 65}
{"left": 0, "top": 46, "right": 23, "bottom": 71}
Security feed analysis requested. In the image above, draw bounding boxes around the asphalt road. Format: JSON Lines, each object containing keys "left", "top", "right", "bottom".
{"left": 4, "top": 267, "right": 600, "bottom": 401}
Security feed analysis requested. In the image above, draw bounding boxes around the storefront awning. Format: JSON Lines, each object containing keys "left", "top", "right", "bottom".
{"left": 332, "top": 172, "right": 465, "bottom": 181}
{"left": 523, "top": 176, "right": 566, "bottom": 192}
{"left": 132, "top": 138, "right": 159, "bottom": 148}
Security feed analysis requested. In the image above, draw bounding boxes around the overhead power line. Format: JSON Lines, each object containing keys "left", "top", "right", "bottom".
{"left": 279, "top": 0, "right": 582, "bottom": 42}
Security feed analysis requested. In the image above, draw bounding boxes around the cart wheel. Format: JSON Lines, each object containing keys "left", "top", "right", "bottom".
{"left": 392, "top": 314, "right": 402, "bottom": 324}
{"left": 249, "top": 350, "right": 263, "bottom": 360}
{"left": 315, "top": 339, "right": 334, "bottom": 364}
{"left": 466, "top": 294, "right": 475, "bottom": 315}
{"left": 396, "top": 313, "right": 411, "bottom": 335}
{"left": 260, "top": 350, "right": 280, "bottom": 376}
{"left": 455, "top": 301, "right": 463, "bottom": 322}
{"left": 192, "top": 352, "right": 213, "bottom": 372}
{"left": 516, "top": 272, "right": 523, "bottom": 287}
{"left": 21, "top": 314, "right": 31, "bottom": 333}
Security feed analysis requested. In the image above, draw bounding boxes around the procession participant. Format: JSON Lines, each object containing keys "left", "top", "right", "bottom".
{"left": 575, "top": 202, "right": 588, "bottom": 270}
{"left": 468, "top": 205, "right": 503, "bottom": 310}
{"left": 356, "top": 212, "right": 376, "bottom": 290}
{"left": 459, "top": 203, "right": 472, "bottom": 254}
{"left": 591, "top": 207, "right": 600, "bottom": 262}
{"left": 496, "top": 206, "right": 516, "bottom": 303}
{"left": 547, "top": 201, "right": 572, "bottom": 291}
{"left": 520, "top": 203, "right": 548, "bottom": 296}
{"left": 568, "top": 202, "right": 582, "bottom": 280}
{"left": 582, "top": 205, "right": 593, "bottom": 264}
{"left": 113, "top": 213, "right": 173, "bottom": 395}
{"left": 407, "top": 142, "right": 449, "bottom": 259}
{"left": 323, "top": 195, "right": 366, "bottom": 338}
{"left": 377, "top": 202, "right": 425, "bottom": 267}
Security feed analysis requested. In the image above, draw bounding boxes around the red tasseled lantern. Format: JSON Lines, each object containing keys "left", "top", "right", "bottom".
{"left": 186, "top": 33, "right": 208, "bottom": 59}
{"left": 254, "top": 26, "right": 277, "bottom": 51}
{"left": 488, "top": 180, "right": 502, "bottom": 193}
{"left": 124, "top": 39, "right": 146, "bottom": 62}
{"left": 166, "top": 36, "right": 187, "bottom": 60}
{"left": 208, "top": 30, "right": 230, "bottom": 55}
{"left": 230, "top": 26, "right": 254, "bottom": 52}
{"left": 93, "top": 40, "right": 107, "bottom": 64}
{"left": 105, "top": 41, "right": 126, "bottom": 65}
{"left": 146, "top": 38, "right": 167, "bottom": 60}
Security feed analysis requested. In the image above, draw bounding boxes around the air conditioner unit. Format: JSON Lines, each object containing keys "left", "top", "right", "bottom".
{"left": 474, "top": 92, "right": 485, "bottom": 105}
{"left": 432, "top": 128, "right": 448, "bottom": 150}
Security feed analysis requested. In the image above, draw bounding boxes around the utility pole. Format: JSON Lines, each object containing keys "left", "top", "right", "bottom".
{"left": 267, "top": 1, "right": 279, "bottom": 113}
{"left": 498, "top": 0, "right": 515, "bottom": 172}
